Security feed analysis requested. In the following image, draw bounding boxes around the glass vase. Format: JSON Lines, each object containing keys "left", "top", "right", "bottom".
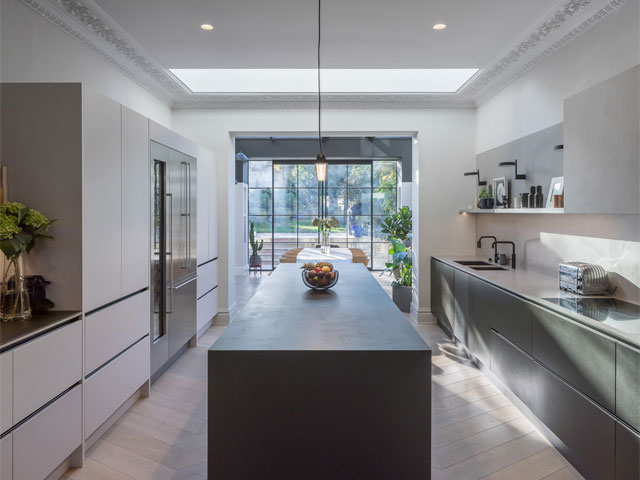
{"left": 321, "top": 230, "right": 331, "bottom": 254}
{"left": 1, "top": 254, "right": 31, "bottom": 322}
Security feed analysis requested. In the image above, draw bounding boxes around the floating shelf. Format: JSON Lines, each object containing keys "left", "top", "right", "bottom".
{"left": 459, "top": 208, "right": 565, "bottom": 214}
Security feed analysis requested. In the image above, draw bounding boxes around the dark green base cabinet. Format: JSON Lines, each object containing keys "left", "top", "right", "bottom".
{"left": 430, "top": 257, "right": 640, "bottom": 480}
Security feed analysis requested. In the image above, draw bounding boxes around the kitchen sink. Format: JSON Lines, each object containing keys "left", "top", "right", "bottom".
{"left": 454, "top": 260, "right": 492, "bottom": 266}
{"left": 470, "top": 266, "right": 508, "bottom": 271}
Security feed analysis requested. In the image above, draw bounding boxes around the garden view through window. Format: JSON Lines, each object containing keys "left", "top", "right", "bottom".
{"left": 248, "top": 160, "right": 400, "bottom": 270}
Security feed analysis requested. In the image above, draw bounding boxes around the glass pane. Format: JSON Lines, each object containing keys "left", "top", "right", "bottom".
{"left": 248, "top": 161, "right": 272, "bottom": 188}
{"left": 273, "top": 242, "right": 298, "bottom": 267}
{"left": 327, "top": 164, "right": 347, "bottom": 188}
{"left": 274, "top": 189, "right": 296, "bottom": 215}
{"left": 347, "top": 216, "right": 371, "bottom": 240}
{"left": 297, "top": 164, "right": 319, "bottom": 188}
{"left": 273, "top": 164, "right": 296, "bottom": 188}
{"left": 325, "top": 188, "right": 346, "bottom": 216}
{"left": 298, "top": 188, "right": 319, "bottom": 215}
{"left": 373, "top": 216, "right": 388, "bottom": 242}
{"left": 374, "top": 161, "right": 398, "bottom": 188}
{"left": 348, "top": 164, "right": 371, "bottom": 187}
{"left": 298, "top": 216, "right": 318, "bottom": 244}
{"left": 373, "top": 243, "right": 391, "bottom": 270}
{"left": 373, "top": 188, "right": 396, "bottom": 216}
{"left": 249, "top": 189, "right": 272, "bottom": 215}
{"left": 328, "top": 216, "right": 347, "bottom": 244}
{"left": 274, "top": 216, "right": 296, "bottom": 236}
{"left": 347, "top": 188, "right": 371, "bottom": 216}
{"left": 249, "top": 216, "right": 272, "bottom": 235}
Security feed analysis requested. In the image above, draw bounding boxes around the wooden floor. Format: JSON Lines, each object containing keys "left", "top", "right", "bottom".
{"left": 64, "top": 272, "right": 584, "bottom": 480}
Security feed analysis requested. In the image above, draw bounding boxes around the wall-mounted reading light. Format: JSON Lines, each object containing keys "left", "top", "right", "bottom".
{"left": 498, "top": 159, "right": 526, "bottom": 180}
{"left": 463, "top": 169, "right": 487, "bottom": 186}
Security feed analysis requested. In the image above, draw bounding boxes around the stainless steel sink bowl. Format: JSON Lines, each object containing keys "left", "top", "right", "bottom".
{"left": 470, "top": 266, "right": 508, "bottom": 271}
{"left": 455, "top": 260, "right": 492, "bottom": 266}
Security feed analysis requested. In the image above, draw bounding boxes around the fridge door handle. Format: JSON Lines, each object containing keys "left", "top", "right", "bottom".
{"left": 187, "top": 162, "right": 192, "bottom": 268}
{"left": 166, "top": 193, "right": 174, "bottom": 313}
{"left": 180, "top": 161, "right": 188, "bottom": 269}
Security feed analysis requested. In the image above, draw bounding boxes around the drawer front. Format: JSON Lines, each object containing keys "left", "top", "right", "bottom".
{"left": 453, "top": 269, "right": 469, "bottom": 345}
{"left": 197, "top": 286, "right": 218, "bottom": 332}
{"left": 197, "top": 259, "right": 218, "bottom": 299}
{"left": 490, "top": 330, "right": 533, "bottom": 405}
{"left": 531, "top": 363, "right": 615, "bottom": 480}
{"left": 12, "top": 321, "right": 82, "bottom": 424}
{"left": 12, "top": 385, "right": 81, "bottom": 480}
{"left": 84, "top": 336, "right": 149, "bottom": 438}
{"left": 85, "top": 290, "right": 150, "bottom": 374}
{"left": 616, "top": 421, "right": 640, "bottom": 480}
{"left": 0, "top": 434, "right": 11, "bottom": 480}
{"left": 488, "top": 285, "right": 531, "bottom": 353}
{"left": 616, "top": 342, "right": 640, "bottom": 431}
{"left": 531, "top": 305, "right": 615, "bottom": 412}
{"left": 468, "top": 276, "right": 492, "bottom": 365}
{"left": 1, "top": 352, "right": 12, "bottom": 434}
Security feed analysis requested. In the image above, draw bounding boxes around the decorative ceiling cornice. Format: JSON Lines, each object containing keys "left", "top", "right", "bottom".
{"left": 16, "top": 0, "right": 628, "bottom": 109}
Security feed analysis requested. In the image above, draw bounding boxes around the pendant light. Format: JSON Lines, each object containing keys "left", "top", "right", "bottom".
{"left": 314, "top": 0, "right": 328, "bottom": 183}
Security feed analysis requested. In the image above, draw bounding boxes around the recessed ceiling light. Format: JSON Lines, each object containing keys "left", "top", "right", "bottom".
{"left": 200, "top": 24, "right": 214, "bottom": 31}
{"left": 433, "top": 23, "right": 447, "bottom": 30}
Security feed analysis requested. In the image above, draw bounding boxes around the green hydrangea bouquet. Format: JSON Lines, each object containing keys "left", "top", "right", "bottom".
{"left": 0, "top": 202, "right": 54, "bottom": 321}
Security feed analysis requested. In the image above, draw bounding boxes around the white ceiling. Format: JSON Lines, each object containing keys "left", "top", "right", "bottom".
{"left": 93, "top": 0, "right": 560, "bottom": 70}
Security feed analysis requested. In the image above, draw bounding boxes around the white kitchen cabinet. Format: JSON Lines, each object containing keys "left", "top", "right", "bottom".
{"left": 197, "top": 287, "right": 219, "bottom": 333}
{"left": 12, "top": 321, "right": 82, "bottom": 424}
{"left": 84, "top": 337, "right": 149, "bottom": 438}
{"left": 0, "top": 353, "right": 12, "bottom": 434}
{"left": 0, "top": 434, "right": 11, "bottom": 480}
{"left": 85, "top": 290, "right": 150, "bottom": 375}
{"left": 197, "top": 259, "right": 218, "bottom": 299}
{"left": 209, "top": 152, "right": 219, "bottom": 260}
{"left": 197, "top": 146, "right": 211, "bottom": 266}
{"left": 83, "top": 89, "right": 123, "bottom": 311}
{"left": 121, "top": 107, "right": 150, "bottom": 295}
{"left": 12, "top": 385, "right": 81, "bottom": 480}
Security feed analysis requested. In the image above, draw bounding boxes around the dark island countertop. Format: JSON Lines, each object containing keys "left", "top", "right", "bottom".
{"left": 0, "top": 310, "right": 82, "bottom": 353}
{"left": 211, "top": 263, "right": 429, "bottom": 352}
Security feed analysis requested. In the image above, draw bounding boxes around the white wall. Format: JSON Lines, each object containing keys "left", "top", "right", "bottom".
{"left": 172, "top": 107, "right": 477, "bottom": 321}
{"left": 0, "top": 0, "right": 172, "bottom": 126}
{"left": 476, "top": 0, "right": 640, "bottom": 154}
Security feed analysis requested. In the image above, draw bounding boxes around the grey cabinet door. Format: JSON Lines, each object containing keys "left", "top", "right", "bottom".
{"left": 531, "top": 305, "right": 615, "bottom": 413}
{"left": 430, "top": 259, "right": 454, "bottom": 337}
{"left": 490, "top": 330, "right": 533, "bottom": 405}
{"left": 430, "top": 258, "right": 442, "bottom": 324}
{"left": 616, "top": 421, "right": 640, "bottom": 480}
{"left": 531, "top": 363, "right": 615, "bottom": 480}
{"left": 487, "top": 285, "right": 531, "bottom": 353}
{"left": 616, "top": 342, "right": 640, "bottom": 432}
{"left": 468, "top": 276, "right": 491, "bottom": 365}
{"left": 453, "top": 269, "right": 469, "bottom": 345}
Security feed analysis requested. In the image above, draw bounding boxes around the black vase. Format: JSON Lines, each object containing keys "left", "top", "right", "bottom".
{"left": 535, "top": 185, "right": 544, "bottom": 208}
{"left": 529, "top": 186, "right": 536, "bottom": 208}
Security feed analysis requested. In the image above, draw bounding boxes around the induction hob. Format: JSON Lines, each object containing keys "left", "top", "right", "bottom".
{"left": 543, "top": 297, "right": 640, "bottom": 334}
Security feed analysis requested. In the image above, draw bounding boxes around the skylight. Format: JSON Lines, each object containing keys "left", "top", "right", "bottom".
{"left": 169, "top": 69, "right": 479, "bottom": 94}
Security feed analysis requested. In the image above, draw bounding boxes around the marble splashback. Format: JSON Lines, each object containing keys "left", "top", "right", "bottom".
{"left": 475, "top": 214, "right": 640, "bottom": 303}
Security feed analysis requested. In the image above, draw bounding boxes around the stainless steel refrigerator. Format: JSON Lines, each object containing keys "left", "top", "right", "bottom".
{"left": 150, "top": 141, "right": 197, "bottom": 376}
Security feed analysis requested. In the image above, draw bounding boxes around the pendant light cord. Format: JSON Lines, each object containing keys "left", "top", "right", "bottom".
{"left": 317, "top": 0, "right": 323, "bottom": 155}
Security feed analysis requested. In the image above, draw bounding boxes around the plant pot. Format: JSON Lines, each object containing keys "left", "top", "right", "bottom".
{"left": 478, "top": 198, "right": 495, "bottom": 209}
{"left": 1, "top": 254, "right": 31, "bottom": 322}
{"left": 392, "top": 285, "right": 412, "bottom": 313}
{"left": 249, "top": 255, "right": 262, "bottom": 267}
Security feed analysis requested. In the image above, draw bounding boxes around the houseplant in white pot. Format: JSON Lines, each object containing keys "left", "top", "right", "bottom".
{"left": 249, "top": 222, "right": 263, "bottom": 269}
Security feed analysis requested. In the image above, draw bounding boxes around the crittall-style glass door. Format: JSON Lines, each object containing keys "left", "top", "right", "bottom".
{"left": 248, "top": 160, "right": 399, "bottom": 270}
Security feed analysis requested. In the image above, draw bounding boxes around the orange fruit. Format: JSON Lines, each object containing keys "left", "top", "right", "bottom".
{"left": 321, "top": 266, "right": 331, "bottom": 272}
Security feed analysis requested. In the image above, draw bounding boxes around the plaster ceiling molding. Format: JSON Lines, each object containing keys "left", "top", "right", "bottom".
{"left": 460, "top": 0, "right": 626, "bottom": 104}
{"left": 16, "top": 0, "right": 188, "bottom": 103}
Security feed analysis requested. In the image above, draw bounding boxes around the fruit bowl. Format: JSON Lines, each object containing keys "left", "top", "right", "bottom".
{"left": 300, "top": 262, "right": 339, "bottom": 291}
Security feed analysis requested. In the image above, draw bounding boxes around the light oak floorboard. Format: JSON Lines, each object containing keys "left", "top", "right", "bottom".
{"left": 88, "top": 439, "right": 176, "bottom": 480}
{"left": 540, "top": 466, "right": 585, "bottom": 480}
{"left": 480, "top": 447, "right": 569, "bottom": 480}
{"left": 63, "top": 458, "right": 135, "bottom": 480}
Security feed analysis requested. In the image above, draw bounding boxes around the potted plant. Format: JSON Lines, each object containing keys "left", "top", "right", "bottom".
{"left": 382, "top": 238, "right": 412, "bottom": 312}
{"left": 249, "top": 222, "right": 263, "bottom": 269}
{"left": 312, "top": 216, "right": 339, "bottom": 253}
{"left": 0, "top": 202, "right": 54, "bottom": 321}
{"left": 381, "top": 206, "right": 412, "bottom": 246}
{"left": 477, "top": 187, "right": 494, "bottom": 209}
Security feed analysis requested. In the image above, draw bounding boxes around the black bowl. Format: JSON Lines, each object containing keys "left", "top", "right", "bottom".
{"left": 301, "top": 269, "right": 339, "bottom": 291}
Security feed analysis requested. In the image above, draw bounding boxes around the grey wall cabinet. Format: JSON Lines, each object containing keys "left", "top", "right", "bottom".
{"left": 531, "top": 305, "right": 616, "bottom": 413}
{"left": 453, "top": 269, "right": 469, "bottom": 345}
{"left": 615, "top": 421, "right": 640, "bottom": 480}
{"left": 490, "top": 330, "right": 533, "bottom": 405}
{"left": 531, "top": 363, "right": 615, "bottom": 480}
{"left": 431, "top": 259, "right": 455, "bottom": 336}
{"left": 564, "top": 65, "right": 639, "bottom": 214}
{"left": 616, "top": 342, "right": 640, "bottom": 432}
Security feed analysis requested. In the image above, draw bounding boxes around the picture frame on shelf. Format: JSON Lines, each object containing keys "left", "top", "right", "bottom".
{"left": 492, "top": 177, "right": 508, "bottom": 208}
{"left": 546, "top": 176, "right": 564, "bottom": 208}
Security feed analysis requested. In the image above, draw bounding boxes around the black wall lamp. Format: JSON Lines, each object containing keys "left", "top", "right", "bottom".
{"left": 498, "top": 159, "right": 526, "bottom": 180}
{"left": 463, "top": 169, "right": 487, "bottom": 186}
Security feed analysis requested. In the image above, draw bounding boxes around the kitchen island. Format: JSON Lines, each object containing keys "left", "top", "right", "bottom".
{"left": 208, "top": 263, "right": 431, "bottom": 480}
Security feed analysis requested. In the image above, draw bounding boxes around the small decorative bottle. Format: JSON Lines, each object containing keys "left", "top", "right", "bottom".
{"left": 528, "top": 186, "right": 536, "bottom": 208}
{"left": 535, "top": 185, "right": 544, "bottom": 208}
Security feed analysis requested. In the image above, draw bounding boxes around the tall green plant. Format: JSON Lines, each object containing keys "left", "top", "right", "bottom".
{"left": 381, "top": 206, "right": 412, "bottom": 242}
{"left": 249, "top": 222, "right": 263, "bottom": 257}
{"left": 382, "top": 238, "right": 412, "bottom": 287}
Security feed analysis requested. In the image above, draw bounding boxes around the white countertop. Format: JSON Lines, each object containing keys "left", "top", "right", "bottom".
{"left": 432, "top": 256, "right": 640, "bottom": 349}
